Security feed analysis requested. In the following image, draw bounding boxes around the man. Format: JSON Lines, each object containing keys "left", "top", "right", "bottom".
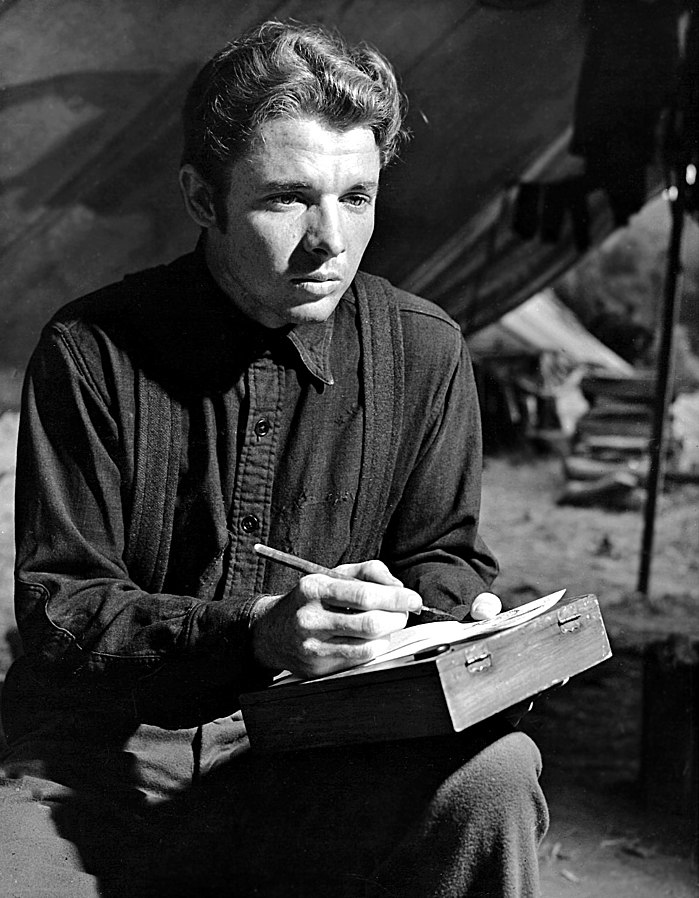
{"left": 0, "top": 21, "right": 548, "bottom": 897}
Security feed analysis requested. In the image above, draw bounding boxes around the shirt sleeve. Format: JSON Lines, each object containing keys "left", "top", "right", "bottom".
{"left": 382, "top": 331, "right": 500, "bottom": 622}
{"left": 13, "top": 323, "right": 270, "bottom": 718}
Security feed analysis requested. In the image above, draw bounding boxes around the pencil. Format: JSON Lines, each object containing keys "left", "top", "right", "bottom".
{"left": 253, "top": 543, "right": 453, "bottom": 617}
{"left": 253, "top": 543, "right": 355, "bottom": 580}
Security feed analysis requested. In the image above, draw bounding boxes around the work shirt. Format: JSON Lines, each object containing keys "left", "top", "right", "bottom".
{"left": 10, "top": 246, "right": 498, "bottom": 731}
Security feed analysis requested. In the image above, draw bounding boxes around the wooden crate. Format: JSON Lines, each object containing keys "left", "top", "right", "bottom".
{"left": 241, "top": 595, "right": 611, "bottom": 752}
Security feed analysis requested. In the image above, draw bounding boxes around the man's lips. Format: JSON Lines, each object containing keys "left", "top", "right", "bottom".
{"left": 289, "top": 277, "right": 343, "bottom": 297}
{"left": 289, "top": 274, "right": 344, "bottom": 296}
{"left": 290, "top": 274, "right": 342, "bottom": 283}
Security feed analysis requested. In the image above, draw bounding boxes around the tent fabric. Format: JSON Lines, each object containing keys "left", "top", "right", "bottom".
{"left": 570, "top": 0, "right": 680, "bottom": 226}
{"left": 0, "top": 0, "right": 587, "bottom": 386}
{"left": 398, "top": 127, "right": 628, "bottom": 334}
{"left": 0, "top": 0, "right": 679, "bottom": 392}
{"left": 466, "top": 288, "right": 635, "bottom": 375}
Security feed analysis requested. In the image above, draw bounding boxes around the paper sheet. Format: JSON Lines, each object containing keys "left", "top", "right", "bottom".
{"left": 273, "top": 589, "right": 566, "bottom": 686}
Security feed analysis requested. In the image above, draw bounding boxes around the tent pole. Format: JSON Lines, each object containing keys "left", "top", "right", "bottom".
{"left": 637, "top": 185, "right": 686, "bottom": 595}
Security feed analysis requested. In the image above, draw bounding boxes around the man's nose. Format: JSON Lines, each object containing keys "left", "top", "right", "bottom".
{"left": 302, "top": 202, "right": 345, "bottom": 259}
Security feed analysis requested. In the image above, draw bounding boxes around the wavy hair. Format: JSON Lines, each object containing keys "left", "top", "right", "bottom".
{"left": 181, "top": 20, "right": 408, "bottom": 202}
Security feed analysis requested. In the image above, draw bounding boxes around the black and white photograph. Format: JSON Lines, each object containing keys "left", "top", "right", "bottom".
{"left": 0, "top": 2, "right": 697, "bottom": 895}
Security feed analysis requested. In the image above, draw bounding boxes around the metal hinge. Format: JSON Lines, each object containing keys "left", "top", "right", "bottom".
{"left": 464, "top": 649, "right": 492, "bottom": 673}
{"left": 557, "top": 608, "right": 582, "bottom": 633}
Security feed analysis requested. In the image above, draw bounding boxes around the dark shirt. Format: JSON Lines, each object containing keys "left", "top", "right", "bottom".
{"left": 11, "top": 247, "right": 498, "bottom": 728}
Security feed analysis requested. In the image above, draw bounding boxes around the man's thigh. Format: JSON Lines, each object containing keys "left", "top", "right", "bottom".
{"left": 0, "top": 719, "right": 547, "bottom": 898}
{"left": 0, "top": 772, "right": 152, "bottom": 898}
{"left": 150, "top": 718, "right": 546, "bottom": 897}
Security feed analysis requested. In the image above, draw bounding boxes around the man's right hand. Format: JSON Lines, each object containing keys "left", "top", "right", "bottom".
{"left": 250, "top": 560, "right": 422, "bottom": 679}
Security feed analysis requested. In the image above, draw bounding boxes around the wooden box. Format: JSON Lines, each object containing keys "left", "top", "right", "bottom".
{"left": 240, "top": 594, "right": 611, "bottom": 752}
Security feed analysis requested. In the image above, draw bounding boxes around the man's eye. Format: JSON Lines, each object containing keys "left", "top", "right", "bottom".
{"left": 343, "top": 194, "right": 371, "bottom": 208}
{"left": 268, "top": 194, "right": 301, "bottom": 206}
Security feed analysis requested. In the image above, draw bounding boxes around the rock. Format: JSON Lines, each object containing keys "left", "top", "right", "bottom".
{"left": 556, "top": 470, "right": 643, "bottom": 509}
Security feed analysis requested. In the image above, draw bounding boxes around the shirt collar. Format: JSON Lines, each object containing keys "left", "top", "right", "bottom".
{"left": 287, "top": 317, "right": 335, "bottom": 386}
{"left": 191, "top": 237, "right": 335, "bottom": 386}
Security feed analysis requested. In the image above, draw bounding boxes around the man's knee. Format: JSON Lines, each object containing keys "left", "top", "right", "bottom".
{"left": 468, "top": 729, "right": 542, "bottom": 801}
{"left": 436, "top": 729, "right": 547, "bottom": 836}
{"left": 368, "top": 730, "right": 548, "bottom": 897}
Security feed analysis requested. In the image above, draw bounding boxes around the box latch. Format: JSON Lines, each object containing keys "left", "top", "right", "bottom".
{"left": 464, "top": 648, "right": 492, "bottom": 673}
{"left": 557, "top": 608, "right": 582, "bottom": 634}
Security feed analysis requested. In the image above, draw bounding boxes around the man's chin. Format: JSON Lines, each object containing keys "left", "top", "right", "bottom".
{"left": 285, "top": 294, "right": 344, "bottom": 325}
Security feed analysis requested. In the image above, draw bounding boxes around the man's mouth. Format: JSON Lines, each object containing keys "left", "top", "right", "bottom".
{"left": 290, "top": 274, "right": 341, "bottom": 283}
{"left": 289, "top": 274, "right": 343, "bottom": 295}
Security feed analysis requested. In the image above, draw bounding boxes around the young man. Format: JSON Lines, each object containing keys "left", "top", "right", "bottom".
{"left": 0, "top": 21, "right": 548, "bottom": 897}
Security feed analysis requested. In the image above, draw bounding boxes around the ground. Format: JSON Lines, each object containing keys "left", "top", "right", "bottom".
{"left": 479, "top": 452, "right": 699, "bottom": 897}
{"left": 0, "top": 413, "right": 697, "bottom": 894}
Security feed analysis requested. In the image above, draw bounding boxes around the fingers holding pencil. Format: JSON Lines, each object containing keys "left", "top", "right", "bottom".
{"left": 253, "top": 544, "right": 446, "bottom": 617}
{"left": 250, "top": 545, "right": 422, "bottom": 678}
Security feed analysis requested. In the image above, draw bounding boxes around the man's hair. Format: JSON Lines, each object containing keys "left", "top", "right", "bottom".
{"left": 181, "top": 20, "right": 408, "bottom": 208}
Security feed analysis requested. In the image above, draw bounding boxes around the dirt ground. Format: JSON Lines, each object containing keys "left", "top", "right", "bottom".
{"left": 0, "top": 412, "right": 698, "bottom": 894}
{"left": 479, "top": 452, "right": 699, "bottom": 897}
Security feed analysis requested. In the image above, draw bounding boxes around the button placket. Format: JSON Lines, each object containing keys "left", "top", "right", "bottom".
{"left": 224, "top": 358, "right": 283, "bottom": 596}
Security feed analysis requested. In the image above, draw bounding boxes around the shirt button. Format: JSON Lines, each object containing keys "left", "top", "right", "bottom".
{"left": 254, "top": 417, "right": 271, "bottom": 437}
{"left": 240, "top": 514, "right": 260, "bottom": 534}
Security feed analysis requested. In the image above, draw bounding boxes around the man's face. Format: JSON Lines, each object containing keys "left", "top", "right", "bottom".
{"left": 204, "top": 116, "right": 381, "bottom": 328}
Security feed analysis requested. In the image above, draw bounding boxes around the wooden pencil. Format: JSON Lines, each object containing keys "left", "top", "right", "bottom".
{"left": 252, "top": 543, "right": 455, "bottom": 616}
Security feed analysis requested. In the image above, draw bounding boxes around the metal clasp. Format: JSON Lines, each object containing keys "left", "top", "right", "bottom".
{"left": 464, "top": 649, "right": 492, "bottom": 673}
{"left": 557, "top": 609, "right": 581, "bottom": 633}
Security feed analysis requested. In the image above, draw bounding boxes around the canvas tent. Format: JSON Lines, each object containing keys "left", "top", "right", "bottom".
{"left": 2, "top": 0, "right": 688, "bottom": 408}
{"left": 467, "top": 289, "right": 634, "bottom": 375}
{"left": 465, "top": 288, "right": 634, "bottom": 450}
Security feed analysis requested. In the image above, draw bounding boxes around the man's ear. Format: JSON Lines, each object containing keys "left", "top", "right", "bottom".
{"left": 179, "top": 165, "right": 219, "bottom": 229}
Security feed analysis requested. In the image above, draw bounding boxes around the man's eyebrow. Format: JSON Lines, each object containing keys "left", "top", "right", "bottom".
{"left": 259, "top": 180, "right": 380, "bottom": 193}
{"left": 348, "top": 181, "right": 380, "bottom": 193}
{"left": 261, "top": 180, "right": 312, "bottom": 193}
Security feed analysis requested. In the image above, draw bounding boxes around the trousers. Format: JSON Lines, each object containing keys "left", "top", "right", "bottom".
{"left": 0, "top": 714, "right": 548, "bottom": 897}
